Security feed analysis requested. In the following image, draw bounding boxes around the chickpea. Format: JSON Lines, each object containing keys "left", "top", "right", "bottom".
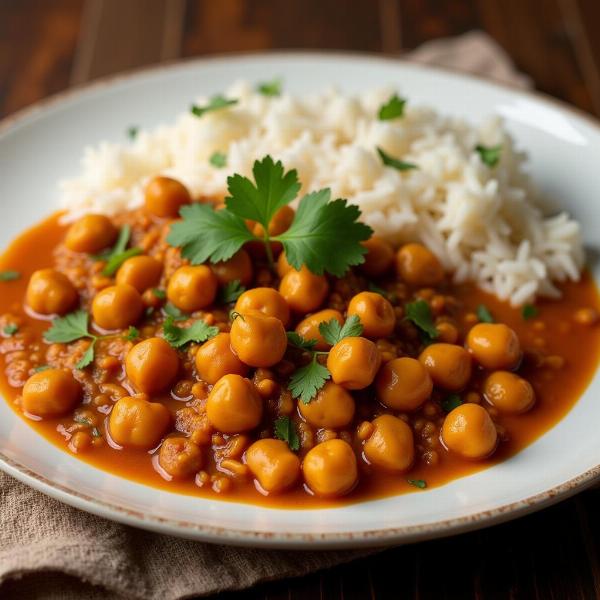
{"left": 359, "top": 236, "right": 394, "bottom": 277}
{"left": 22, "top": 369, "right": 81, "bottom": 418}
{"left": 229, "top": 312, "right": 287, "bottom": 368}
{"left": 295, "top": 309, "right": 344, "bottom": 351}
{"left": 396, "top": 243, "right": 444, "bottom": 286}
{"left": 234, "top": 287, "right": 290, "bottom": 326}
{"left": 363, "top": 415, "right": 415, "bottom": 472}
{"left": 279, "top": 267, "right": 329, "bottom": 313}
{"left": 116, "top": 255, "right": 162, "bottom": 293}
{"left": 436, "top": 321, "right": 459, "bottom": 344}
{"left": 347, "top": 292, "right": 396, "bottom": 338}
{"left": 302, "top": 439, "right": 358, "bottom": 498}
{"left": 245, "top": 438, "right": 301, "bottom": 493}
{"left": 92, "top": 284, "right": 144, "bottom": 330}
{"left": 376, "top": 357, "right": 433, "bottom": 411}
{"left": 195, "top": 332, "right": 248, "bottom": 384}
{"left": 206, "top": 374, "right": 263, "bottom": 433}
{"left": 26, "top": 269, "right": 78, "bottom": 316}
{"left": 109, "top": 394, "right": 170, "bottom": 449}
{"left": 441, "top": 403, "right": 498, "bottom": 460}
{"left": 167, "top": 265, "right": 217, "bottom": 312}
{"left": 125, "top": 337, "right": 180, "bottom": 394}
{"left": 298, "top": 382, "right": 355, "bottom": 429}
{"left": 65, "top": 214, "right": 118, "bottom": 254}
{"left": 483, "top": 371, "right": 536, "bottom": 414}
{"left": 276, "top": 251, "right": 293, "bottom": 278}
{"left": 144, "top": 175, "right": 191, "bottom": 218}
{"left": 327, "top": 337, "right": 381, "bottom": 390}
{"left": 466, "top": 323, "right": 522, "bottom": 370}
{"left": 159, "top": 437, "right": 204, "bottom": 479}
{"left": 210, "top": 249, "right": 253, "bottom": 286}
{"left": 419, "top": 343, "right": 472, "bottom": 391}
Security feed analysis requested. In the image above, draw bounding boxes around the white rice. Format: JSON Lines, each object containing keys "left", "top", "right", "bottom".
{"left": 59, "top": 81, "right": 584, "bottom": 306}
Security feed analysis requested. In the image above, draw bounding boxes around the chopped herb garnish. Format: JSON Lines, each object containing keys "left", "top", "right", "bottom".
{"left": 124, "top": 326, "right": 140, "bottom": 341}
{"left": 127, "top": 126, "right": 139, "bottom": 140}
{"left": 405, "top": 300, "right": 438, "bottom": 340}
{"left": 102, "top": 247, "right": 142, "bottom": 276}
{"left": 522, "top": 304, "right": 538, "bottom": 320}
{"left": 319, "top": 315, "right": 363, "bottom": 346}
{"left": 163, "top": 302, "right": 187, "bottom": 321}
{"left": 95, "top": 224, "right": 130, "bottom": 260}
{"left": 167, "top": 155, "right": 372, "bottom": 276}
{"left": 74, "top": 415, "right": 92, "bottom": 426}
{"left": 162, "top": 316, "right": 218, "bottom": 348}
{"left": 3, "top": 324, "right": 18, "bottom": 336}
{"left": 441, "top": 393, "right": 463, "bottom": 413}
{"left": 209, "top": 151, "right": 227, "bottom": 168}
{"left": 377, "top": 147, "right": 418, "bottom": 171}
{"left": 288, "top": 354, "right": 331, "bottom": 404}
{"left": 75, "top": 340, "right": 96, "bottom": 369}
{"left": 475, "top": 144, "right": 502, "bottom": 167}
{"left": 407, "top": 479, "right": 427, "bottom": 489}
{"left": 0, "top": 270, "right": 20, "bottom": 282}
{"left": 476, "top": 304, "right": 494, "bottom": 323}
{"left": 257, "top": 78, "right": 282, "bottom": 97}
{"left": 273, "top": 415, "right": 300, "bottom": 451}
{"left": 91, "top": 427, "right": 102, "bottom": 438}
{"left": 219, "top": 280, "right": 246, "bottom": 304}
{"left": 191, "top": 95, "right": 238, "bottom": 118}
{"left": 34, "top": 365, "right": 51, "bottom": 373}
{"left": 286, "top": 331, "right": 318, "bottom": 351}
{"left": 378, "top": 94, "right": 406, "bottom": 120}
{"left": 94, "top": 225, "right": 142, "bottom": 276}
{"left": 152, "top": 288, "right": 166, "bottom": 300}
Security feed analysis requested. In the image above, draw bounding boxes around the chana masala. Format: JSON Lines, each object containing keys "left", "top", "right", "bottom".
{"left": 1, "top": 159, "right": 600, "bottom": 508}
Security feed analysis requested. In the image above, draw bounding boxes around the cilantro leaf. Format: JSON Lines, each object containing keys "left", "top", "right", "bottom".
{"left": 441, "top": 393, "right": 462, "bottom": 413}
{"left": 405, "top": 300, "right": 438, "bottom": 339}
{"left": 219, "top": 280, "right": 246, "bottom": 304}
{"left": 378, "top": 94, "right": 406, "bottom": 120}
{"left": 167, "top": 203, "right": 254, "bottom": 265}
{"left": 44, "top": 310, "right": 91, "bottom": 343}
{"left": 163, "top": 302, "right": 188, "bottom": 321}
{"left": 76, "top": 340, "right": 96, "bottom": 369}
{"left": 102, "top": 247, "right": 142, "bottom": 276}
{"left": 407, "top": 479, "right": 427, "bottom": 489}
{"left": 475, "top": 144, "right": 502, "bottom": 167}
{"left": 319, "top": 315, "right": 363, "bottom": 346}
{"left": 162, "top": 316, "right": 218, "bottom": 348}
{"left": 522, "top": 304, "right": 538, "bottom": 320}
{"left": 257, "top": 78, "right": 282, "bottom": 97}
{"left": 286, "top": 331, "right": 318, "bottom": 351}
{"left": 127, "top": 126, "right": 139, "bottom": 140}
{"left": 288, "top": 356, "right": 331, "bottom": 404}
{"left": 152, "top": 288, "right": 166, "bottom": 300}
{"left": 225, "top": 155, "right": 301, "bottom": 231}
{"left": 191, "top": 95, "right": 238, "bottom": 118}
{"left": 209, "top": 151, "right": 227, "bottom": 168}
{"left": 124, "top": 326, "right": 140, "bottom": 341}
{"left": 0, "top": 270, "right": 20, "bottom": 281}
{"left": 95, "top": 225, "right": 130, "bottom": 260}
{"left": 377, "top": 147, "right": 418, "bottom": 171}
{"left": 476, "top": 304, "right": 494, "bottom": 323}
{"left": 275, "top": 189, "right": 372, "bottom": 277}
{"left": 3, "top": 324, "right": 18, "bottom": 336}
{"left": 273, "top": 416, "right": 300, "bottom": 451}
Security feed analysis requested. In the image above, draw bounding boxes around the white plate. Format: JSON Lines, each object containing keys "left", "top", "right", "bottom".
{"left": 1, "top": 53, "right": 600, "bottom": 549}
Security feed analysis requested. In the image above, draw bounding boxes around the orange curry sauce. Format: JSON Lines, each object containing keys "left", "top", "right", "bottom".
{"left": 1, "top": 212, "right": 599, "bottom": 508}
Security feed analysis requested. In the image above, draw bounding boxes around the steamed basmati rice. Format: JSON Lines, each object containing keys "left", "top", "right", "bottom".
{"left": 59, "top": 81, "right": 584, "bottom": 306}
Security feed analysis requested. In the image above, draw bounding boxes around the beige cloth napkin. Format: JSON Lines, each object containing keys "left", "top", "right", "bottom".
{"left": 0, "top": 31, "right": 531, "bottom": 600}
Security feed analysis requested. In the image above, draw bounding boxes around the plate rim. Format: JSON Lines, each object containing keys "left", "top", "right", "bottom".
{"left": 2, "top": 50, "right": 600, "bottom": 548}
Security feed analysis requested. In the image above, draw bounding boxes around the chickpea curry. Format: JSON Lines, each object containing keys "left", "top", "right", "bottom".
{"left": 1, "top": 156, "right": 599, "bottom": 508}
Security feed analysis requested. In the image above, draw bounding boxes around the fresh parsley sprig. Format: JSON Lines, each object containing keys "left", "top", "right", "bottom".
{"left": 191, "top": 95, "right": 238, "bottom": 118}
{"left": 475, "top": 144, "right": 502, "bottom": 167}
{"left": 377, "top": 147, "right": 418, "bottom": 171}
{"left": 288, "top": 354, "right": 331, "bottom": 405}
{"left": 219, "top": 280, "right": 246, "bottom": 304}
{"left": 94, "top": 225, "right": 142, "bottom": 276}
{"left": 319, "top": 315, "right": 363, "bottom": 346}
{"left": 162, "top": 316, "right": 218, "bottom": 348}
{"left": 378, "top": 94, "right": 406, "bottom": 120}
{"left": 476, "top": 304, "right": 494, "bottom": 323}
{"left": 209, "top": 151, "right": 227, "bottom": 168}
{"left": 273, "top": 415, "right": 300, "bottom": 451}
{"left": 257, "top": 78, "right": 282, "bottom": 97}
{"left": 405, "top": 300, "right": 438, "bottom": 340}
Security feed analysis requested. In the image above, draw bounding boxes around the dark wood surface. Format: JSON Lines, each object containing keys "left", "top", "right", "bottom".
{"left": 2, "top": 1, "right": 600, "bottom": 598}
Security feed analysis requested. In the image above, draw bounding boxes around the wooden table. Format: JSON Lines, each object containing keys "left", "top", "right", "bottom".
{"left": 2, "top": 1, "right": 600, "bottom": 598}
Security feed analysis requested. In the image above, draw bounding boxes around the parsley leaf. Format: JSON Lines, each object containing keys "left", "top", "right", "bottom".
{"left": 209, "top": 151, "right": 227, "bottom": 168}
{"left": 95, "top": 225, "right": 142, "bottom": 276}
{"left": 191, "top": 95, "right": 238, "bottom": 118}
{"left": 476, "top": 304, "right": 494, "bottom": 323}
{"left": 275, "top": 189, "right": 372, "bottom": 277}
{"left": 475, "top": 144, "right": 502, "bottom": 167}
{"left": 319, "top": 315, "right": 363, "bottom": 347}
{"left": 286, "top": 331, "right": 318, "bottom": 351}
{"left": 225, "top": 155, "right": 301, "bottom": 232}
{"left": 378, "top": 94, "right": 406, "bottom": 120}
{"left": 76, "top": 340, "right": 96, "bottom": 369}
{"left": 522, "top": 304, "right": 538, "bottom": 320}
{"left": 441, "top": 393, "right": 463, "bottom": 413}
{"left": 44, "top": 310, "right": 91, "bottom": 343}
{"left": 95, "top": 225, "right": 130, "bottom": 260}
{"left": 103, "top": 247, "right": 142, "bottom": 276}
{"left": 219, "top": 280, "right": 246, "bottom": 304}
{"left": 167, "top": 203, "right": 255, "bottom": 265}
{"left": 124, "top": 326, "right": 139, "bottom": 341}
{"left": 3, "top": 324, "right": 18, "bottom": 336}
{"left": 377, "top": 147, "right": 417, "bottom": 171}
{"left": 405, "top": 300, "right": 438, "bottom": 340}
{"left": 273, "top": 415, "right": 300, "bottom": 451}
{"left": 257, "top": 78, "right": 282, "bottom": 97}
{"left": 288, "top": 355, "right": 331, "bottom": 404}
{"left": 163, "top": 302, "right": 188, "bottom": 321}
{"left": 407, "top": 479, "right": 427, "bottom": 489}
{"left": 152, "top": 288, "right": 166, "bottom": 300}
{"left": 127, "top": 126, "right": 139, "bottom": 140}
{"left": 162, "top": 316, "right": 218, "bottom": 348}
{"left": 0, "top": 270, "right": 20, "bottom": 281}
